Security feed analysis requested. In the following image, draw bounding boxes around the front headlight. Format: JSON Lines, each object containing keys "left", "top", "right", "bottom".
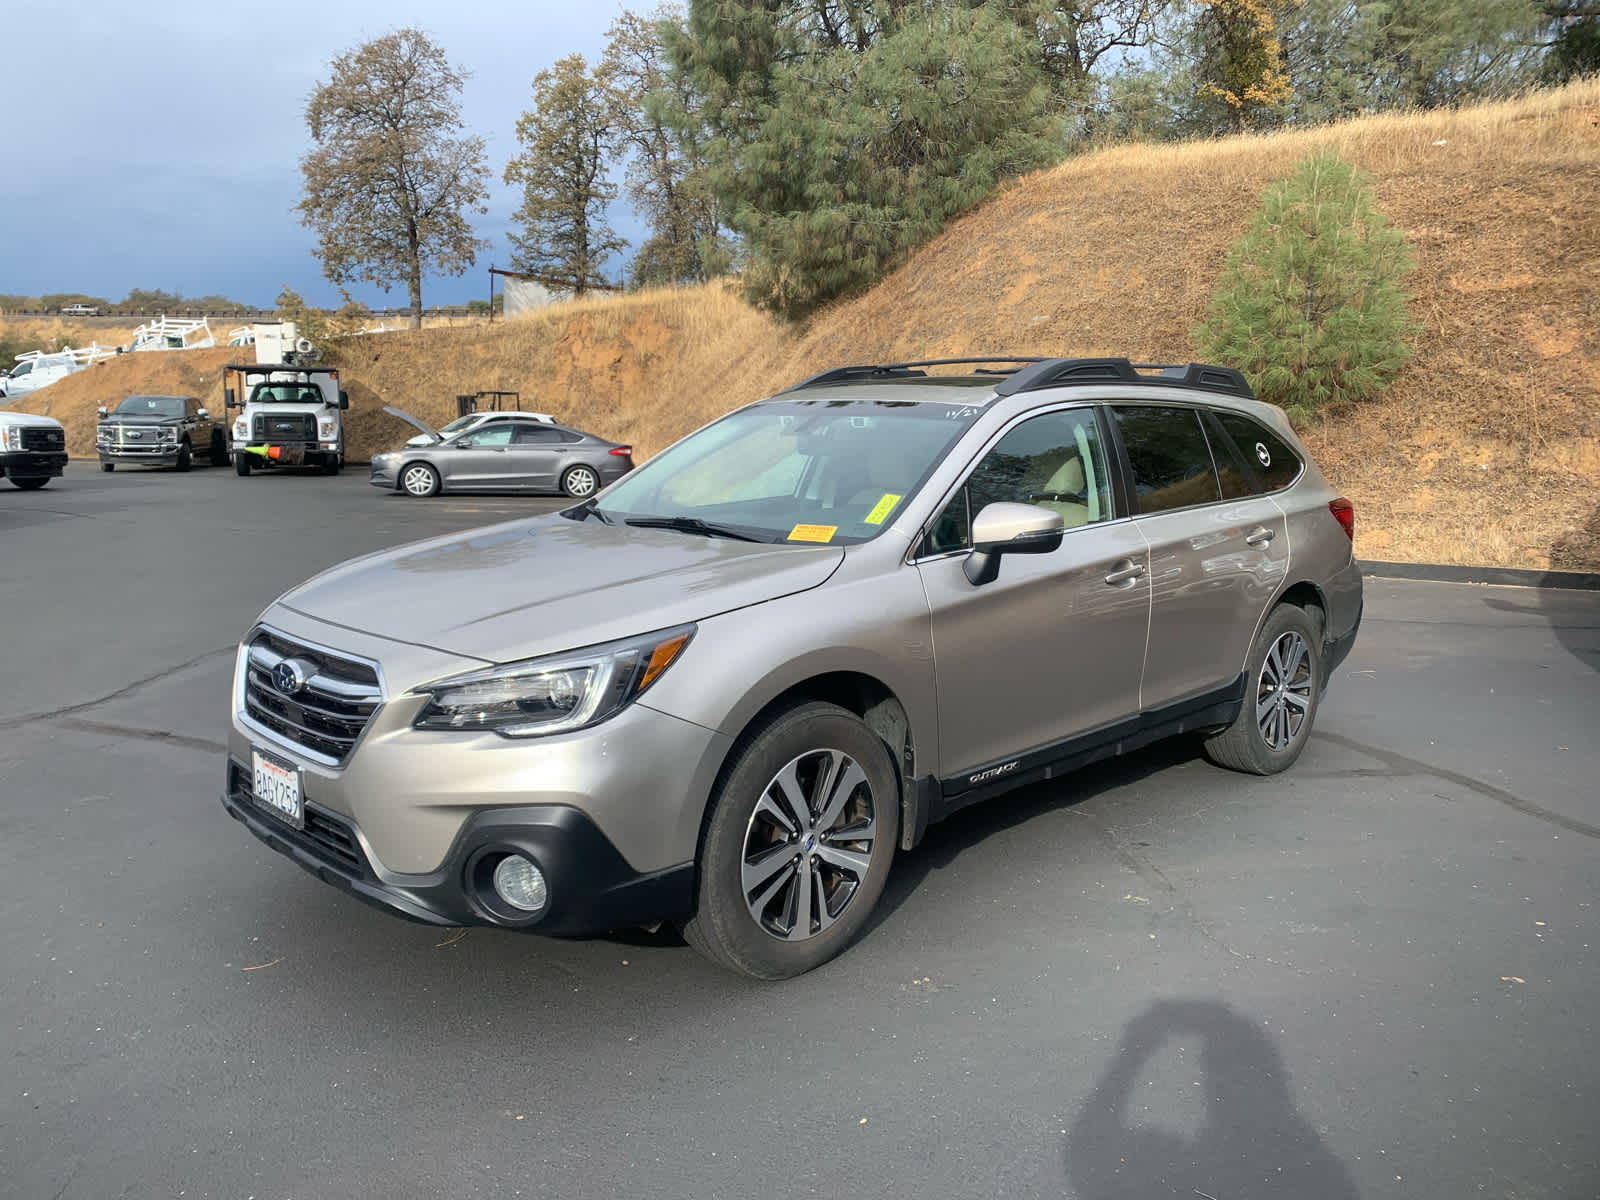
{"left": 0, "top": 425, "right": 21, "bottom": 450}
{"left": 158, "top": 427, "right": 177, "bottom": 441}
{"left": 412, "top": 625, "right": 695, "bottom": 738}
{"left": 233, "top": 418, "right": 248, "bottom": 439}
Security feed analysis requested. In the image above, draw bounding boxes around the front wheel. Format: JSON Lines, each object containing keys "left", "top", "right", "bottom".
{"left": 101, "top": 462, "right": 115, "bottom": 473}
{"left": 209, "top": 430, "right": 228, "bottom": 466}
{"left": 322, "top": 454, "right": 341, "bottom": 476}
{"left": 561, "top": 464, "right": 599, "bottom": 498}
{"left": 10, "top": 476, "right": 50, "bottom": 490}
{"left": 400, "top": 462, "right": 441, "bottom": 498}
{"left": 1204, "top": 603, "right": 1322, "bottom": 775}
{"left": 681, "top": 702, "right": 899, "bottom": 979}
{"left": 175, "top": 442, "right": 192, "bottom": 473}
{"left": 234, "top": 452, "right": 251, "bottom": 477}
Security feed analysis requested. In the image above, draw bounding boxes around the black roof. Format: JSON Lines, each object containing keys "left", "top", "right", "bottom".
{"left": 780, "top": 356, "right": 1254, "bottom": 401}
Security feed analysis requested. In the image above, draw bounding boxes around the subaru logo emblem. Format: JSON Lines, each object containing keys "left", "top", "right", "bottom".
{"left": 273, "top": 660, "right": 308, "bottom": 695}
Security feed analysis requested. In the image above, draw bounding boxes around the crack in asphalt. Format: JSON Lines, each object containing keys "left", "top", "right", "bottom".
{"left": 0, "top": 646, "right": 233, "bottom": 733}
{"left": 1312, "top": 730, "right": 1600, "bottom": 839}
{"left": 58, "top": 717, "right": 226, "bottom": 757}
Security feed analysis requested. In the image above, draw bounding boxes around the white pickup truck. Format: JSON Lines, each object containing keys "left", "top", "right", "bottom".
{"left": 0, "top": 411, "right": 70, "bottom": 489}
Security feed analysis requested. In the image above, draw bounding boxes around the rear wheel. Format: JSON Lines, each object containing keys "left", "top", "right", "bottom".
{"left": 400, "top": 462, "right": 441, "bottom": 498}
{"left": 681, "top": 702, "right": 899, "bottom": 979}
{"left": 234, "top": 452, "right": 251, "bottom": 477}
{"left": 1204, "top": 603, "right": 1322, "bottom": 775}
{"left": 10, "top": 476, "right": 50, "bottom": 490}
{"left": 561, "top": 464, "right": 599, "bottom": 498}
{"left": 209, "top": 430, "right": 228, "bottom": 466}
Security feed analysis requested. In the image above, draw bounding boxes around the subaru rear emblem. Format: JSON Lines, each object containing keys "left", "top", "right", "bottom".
{"left": 274, "top": 660, "right": 307, "bottom": 695}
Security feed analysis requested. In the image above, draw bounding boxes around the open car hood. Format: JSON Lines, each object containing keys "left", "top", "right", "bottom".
{"left": 382, "top": 404, "right": 439, "bottom": 444}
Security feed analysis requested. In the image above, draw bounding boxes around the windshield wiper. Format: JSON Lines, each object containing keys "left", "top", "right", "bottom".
{"left": 624, "top": 516, "right": 768, "bottom": 542}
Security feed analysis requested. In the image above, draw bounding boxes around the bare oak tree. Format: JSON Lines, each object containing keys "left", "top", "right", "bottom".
{"left": 298, "top": 29, "right": 489, "bottom": 328}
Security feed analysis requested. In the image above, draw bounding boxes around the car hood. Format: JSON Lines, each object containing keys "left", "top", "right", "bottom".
{"left": 275, "top": 515, "right": 845, "bottom": 665}
{"left": 103, "top": 413, "right": 184, "bottom": 425}
{"left": 383, "top": 404, "right": 439, "bottom": 444}
{"left": 0, "top": 411, "right": 65, "bottom": 429}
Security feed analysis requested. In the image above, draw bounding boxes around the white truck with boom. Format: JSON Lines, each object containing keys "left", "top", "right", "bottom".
{"left": 224, "top": 363, "right": 350, "bottom": 476}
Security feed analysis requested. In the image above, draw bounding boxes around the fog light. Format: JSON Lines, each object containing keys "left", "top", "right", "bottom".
{"left": 492, "top": 855, "right": 548, "bottom": 912}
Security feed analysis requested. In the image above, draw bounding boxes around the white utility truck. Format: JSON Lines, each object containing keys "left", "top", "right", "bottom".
{"left": 224, "top": 363, "right": 350, "bottom": 476}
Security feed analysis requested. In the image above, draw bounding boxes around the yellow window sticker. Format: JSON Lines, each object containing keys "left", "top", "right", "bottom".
{"left": 787, "top": 523, "right": 838, "bottom": 543}
{"left": 863, "top": 493, "right": 902, "bottom": 525}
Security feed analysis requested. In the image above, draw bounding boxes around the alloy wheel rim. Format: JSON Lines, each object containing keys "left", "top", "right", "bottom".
{"left": 740, "top": 748, "right": 877, "bottom": 941}
{"left": 567, "top": 467, "right": 597, "bottom": 496}
{"left": 1256, "top": 630, "right": 1312, "bottom": 751}
{"left": 402, "top": 466, "right": 434, "bottom": 496}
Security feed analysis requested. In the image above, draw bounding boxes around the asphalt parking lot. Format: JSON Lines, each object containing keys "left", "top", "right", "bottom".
{"left": 3, "top": 465, "right": 1597, "bottom": 1200}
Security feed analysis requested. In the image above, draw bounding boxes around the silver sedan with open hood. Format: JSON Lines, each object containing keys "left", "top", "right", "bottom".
{"left": 371, "top": 406, "right": 634, "bottom": 499}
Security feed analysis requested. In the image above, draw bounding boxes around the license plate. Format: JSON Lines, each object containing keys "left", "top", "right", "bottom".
{"left": 251, "top": 750, "right": 303, "bottom": 829}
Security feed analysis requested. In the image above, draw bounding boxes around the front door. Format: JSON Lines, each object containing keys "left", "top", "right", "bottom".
{"left": 444, "top": 424, "right": 519, "bottom": 489}
{"left": 916, "top": 406, "right": 1150, "bottom": 780}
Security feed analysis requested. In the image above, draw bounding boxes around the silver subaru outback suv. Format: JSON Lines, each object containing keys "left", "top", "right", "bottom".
{"left": 223, "top": 357, "right": 1362, "bottom": 978}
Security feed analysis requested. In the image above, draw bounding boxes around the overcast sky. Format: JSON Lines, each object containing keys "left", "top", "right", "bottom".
{"left": 1, "top": 0, "right": 641, "bottom": 309}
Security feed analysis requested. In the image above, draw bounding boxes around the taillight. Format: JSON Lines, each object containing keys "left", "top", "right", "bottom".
{"left": 609, "top": 445, "right": 632, "bottom": 457}
{"left": 1329, "top": 497, "right": 1354, "bottom": 541}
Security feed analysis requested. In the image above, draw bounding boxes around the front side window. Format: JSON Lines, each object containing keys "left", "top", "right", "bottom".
{"left": 587, "top": 394, "right": 987, "bottom": 544}
{"left": 922, "top": 407, "right": 1112, "bottom": 555}
{"left": 464, "top": 425, "right": 515, "bottom": 447}
{"left": 1112, "top": 406, "right": 1222, "bottom": 515}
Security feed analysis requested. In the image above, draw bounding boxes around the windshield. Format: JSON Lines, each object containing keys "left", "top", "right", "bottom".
{"left": 437, "top": 415, "right": 477, "bottom": 435}
{"left": 587, "top": 396, "right": 986, "bottom": 545}
{"left": 115, "top": 395, "right": 185, "bottom": 418}
{"left": 252, "top": 383, "right": 325, "bottom": 404}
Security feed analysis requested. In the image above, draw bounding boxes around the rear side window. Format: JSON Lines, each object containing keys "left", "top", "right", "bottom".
{"left": 513, "top": 425, "right": 562, "bottom": 444}
{"left": 1111, "top": 406, "right": 1221, "bottom": 514}
{"left": 1210, "top": 412, "right": 1303, "bottom": 493}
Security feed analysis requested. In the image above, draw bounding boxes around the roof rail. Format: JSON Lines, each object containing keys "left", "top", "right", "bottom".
{"left": 778, "top": 357, "right": 1049, "bottom": 393}
{"left": 994, "top": 357, "right": 1254, "bottom": 400}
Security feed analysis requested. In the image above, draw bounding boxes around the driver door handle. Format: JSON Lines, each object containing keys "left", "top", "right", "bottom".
{"left": 1104, "top": 559, "right": 1145, "bottom": 586}
{"left": 1245, "top": 526, "right": 1275, "bottom": 546}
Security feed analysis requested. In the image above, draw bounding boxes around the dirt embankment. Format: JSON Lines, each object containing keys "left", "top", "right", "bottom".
{"left": 7, "top": 82, "right": 1597, "bottom": 569}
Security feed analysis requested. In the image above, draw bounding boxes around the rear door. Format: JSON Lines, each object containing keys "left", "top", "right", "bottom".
{"left": 916, "top": 406, "right": 1150, "bottom": 779}
{"left": 508, "top": 424, "right": 567, "bottom": 491}
{"left": 1109, "top": 404, "right": 1288, "bottom": 711}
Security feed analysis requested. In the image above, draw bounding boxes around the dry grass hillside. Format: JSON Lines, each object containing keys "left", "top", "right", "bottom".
{"left": 7, "top": 81, "right": 1597, "bottom": 569}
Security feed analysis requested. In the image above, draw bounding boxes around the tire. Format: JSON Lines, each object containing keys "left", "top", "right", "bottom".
{"left": 234, "top": 452, "right": 251, "bottom": 477}
{"left": 400, "top": 462, "right": 441, "bottom": 498}
{"left": 561, "top": 464, "right": 599, "bottom": 498}
{"left": 101, "top": 462, "right": 114, "bottom": 473}
{"left": 322, "top": 454, "right": 341, "bottom": 476}
{"left": 1204, "top": 603, "right": 1322, "bottom": 775}
{"left": 209, "top": 430, "right": 228, "bottom": 466}
{"left": 681, "top": 701, "right": 900, "bottom": 979}
{"left": 175, "top": 442, "right": 192, "bottom": 473}
{"left": 10, "top": 476, "right": 50, "bottom": 490}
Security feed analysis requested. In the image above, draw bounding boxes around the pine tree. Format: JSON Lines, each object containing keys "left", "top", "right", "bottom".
{"left": 1196, "top": 151, "right": 1419, "bottom": 421}
{"left": 504, "top": 55, "right": 626, "bottom": 296}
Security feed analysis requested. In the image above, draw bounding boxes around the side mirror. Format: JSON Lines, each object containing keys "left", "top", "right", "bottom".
{"left": 197, "top": 407, "right": 209, "bottom": 419}
{"left": 339, "top": 389, "right": 350, "bottom": 411}
{"left": 224, "top": 387, "right": 235, "bottom": 409}
{"left": 97, "top": 405, "right": 108, "bottom": 417}
{"left": 453, "top": 436, "right": 474, "bottom": 448}
{"left": 963, "top": 502, "right": 1065, "bottom": 586}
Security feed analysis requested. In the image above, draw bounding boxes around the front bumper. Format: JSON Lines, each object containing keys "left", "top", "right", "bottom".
{"left": 369, "top": 458, "right": 400, "bottom": 488}
{"left": 221, "top": 770, "right": 694, "bottom": 934}
{"left": 98, "top": 446, "right": 182, "bottom": 466}
{"left": 0, "top": 450, "right": 67, "bottom": 477}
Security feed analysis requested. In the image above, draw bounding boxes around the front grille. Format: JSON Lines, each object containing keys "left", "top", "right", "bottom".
{"left": 252, "top": 413, "right": 316, "bottom": 442}
{"left": 106, "top": 426, "right": 169, "bottom": 451}
{"left": 243, "top": 630, "right": 382, "bottom": 764}
{"left": 21, "top": 427, "right": 65, "bottom": 452}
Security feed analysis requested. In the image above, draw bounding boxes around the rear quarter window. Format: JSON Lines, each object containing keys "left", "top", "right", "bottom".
{"left": 1211, "top": 411, "right": 1303, "bottom": 493}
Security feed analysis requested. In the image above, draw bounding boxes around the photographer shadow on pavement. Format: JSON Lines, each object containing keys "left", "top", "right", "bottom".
{"left": 1067, "top": 999, "right": 1360, "bottom": 1200}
